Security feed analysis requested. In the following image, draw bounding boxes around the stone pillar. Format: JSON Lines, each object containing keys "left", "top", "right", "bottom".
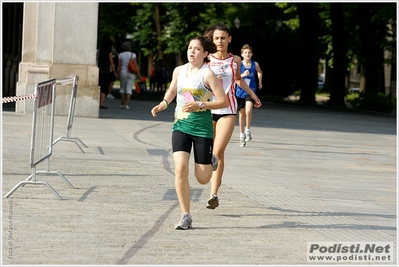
{"left": 16, "top": 2, "right": 100, "bottom": 118}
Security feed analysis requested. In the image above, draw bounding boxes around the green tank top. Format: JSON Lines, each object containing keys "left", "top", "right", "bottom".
{"left": 173, "top": 63, "right": 214, "bottom": 138}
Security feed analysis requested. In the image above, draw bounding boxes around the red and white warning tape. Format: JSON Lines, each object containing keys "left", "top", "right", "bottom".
{"left": 2, "top": 93, "right": 37, "bottom": 103}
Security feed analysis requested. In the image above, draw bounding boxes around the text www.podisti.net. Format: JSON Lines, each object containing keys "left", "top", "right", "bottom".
{"left": 307, "top": 242, "right": 394, "bottom": 263}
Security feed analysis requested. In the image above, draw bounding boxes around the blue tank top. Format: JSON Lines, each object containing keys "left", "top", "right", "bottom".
{"left": 235, "top": 60, "right": 257, "bottom": 98}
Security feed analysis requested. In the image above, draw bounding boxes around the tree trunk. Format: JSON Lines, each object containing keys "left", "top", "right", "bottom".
{"left": 147, "top": 50, "right": 154, "bottom": 78}
{"left": 378, "top": 49, "right": 385, "bottom": 94}
{"left": 329, "top": 3, "right": 347, "bottom": 107}
{"left": 297, "top": 3, "right": 318, "bottom": 104}
{"left": 389, "top": 21, "right": 396, "bottom": 98}
{"left": 154, "top": 4, "right": 163, "bottom": 60}
{"left": 324, "top": 62, "right": 333, "bottom": 93}
{"left": 357, "top": 3, "right": 383, "bottom": 95}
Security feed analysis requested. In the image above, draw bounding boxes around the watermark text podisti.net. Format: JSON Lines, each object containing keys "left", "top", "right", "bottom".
{"left": 307, "top": 242, "right": 394, "bottom": 262}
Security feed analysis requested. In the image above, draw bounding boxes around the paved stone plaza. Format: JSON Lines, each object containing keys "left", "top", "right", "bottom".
{"left": 2, "top": 98, "right": 397, "bottom": 266}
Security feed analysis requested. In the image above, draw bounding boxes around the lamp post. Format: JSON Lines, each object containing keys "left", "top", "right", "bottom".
{"left": 234, "top": 17, "right": 241, "bottom": 29}
{"left": 199, "top": 22, "right": 205, "bottom": 32}
{"left": 233, "top": 17, "right": 241, "bottom": 55}
{"left": 276, "top": 20, "right": 282, "bottom": 31}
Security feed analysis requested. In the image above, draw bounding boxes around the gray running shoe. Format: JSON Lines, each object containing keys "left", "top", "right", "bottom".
{"left": 206, "top": 194, "right": 219, "bottom": 209}
{"left": 174, "top": 213, "right": 192, "bottom": 230}
{"left": 212, "top": 154, "right": 218, "bottom": 171}
{"left": 245, "top": 131, "right": 252, "bottom": 142}
{"left": 239, "top": 136, "right": 246, "bottom": 147}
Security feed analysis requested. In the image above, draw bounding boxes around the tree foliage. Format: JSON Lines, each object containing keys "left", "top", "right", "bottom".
{"left": 97, "top": 2, "right": 396, "bottom": 111}
{"left": 97, "top": 3, "right": 135, "bottom": 48}
{"left": 276, "top": 2, "right": 396, "bottom": 109}
{"left": 129, "top": 3, "right": 159, "bottom": 57}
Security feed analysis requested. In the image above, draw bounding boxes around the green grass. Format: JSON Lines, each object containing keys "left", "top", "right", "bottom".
{"left": 316, "top": 92, "right": 330, "bottom": 98}
{"left": 345, "top": 92, "right": 360, "bottom": 102}
{"left": 295, "top": 90, "right": 358, "bottom": 100}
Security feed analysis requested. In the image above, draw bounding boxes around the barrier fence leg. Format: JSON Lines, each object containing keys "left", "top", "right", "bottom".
{"left": 53, "top": 136, "right": 87, "bottom": 153}
{"left": 53, "top": 75, "right": 87, "bottom": 153}
{"left": 4, "top": 181, "right": 63, "bottom": 200}
{"left": 24, "top": 158, "right": 75, "bottom": 188}
{"left": 4, "top": 172, "right": 63, "bottom": 200}
{"left": 35, "top": 170, "right": 75, "bottom": 189}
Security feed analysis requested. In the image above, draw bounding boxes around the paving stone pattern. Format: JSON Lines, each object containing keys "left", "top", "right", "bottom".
{"left": 2, "top": 98, "right": 396, "bottom": 265}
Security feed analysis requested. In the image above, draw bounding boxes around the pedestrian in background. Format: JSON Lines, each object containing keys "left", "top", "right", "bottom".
{"left": 236, "top": 44, "right": 263, "bottom": 147}
{"left": 149, "top": 61, "right": 158, "bottom": 91}
{"left": 98, "top": 37, "right": 118, "bottom": 109}
{"left": 157, "top": 61, "right": 169, "bottom": 94}
{"left": 203, "top": 22, "right": 262, "bottom": 210}
{"left": 118, "top": 41, "right": 140, "bottom": 110}
{"left": 150, "top": 36, "right": 228, "bottom": 230}
{"left": 107, "top": 44, "right": 119, "bottom": 100}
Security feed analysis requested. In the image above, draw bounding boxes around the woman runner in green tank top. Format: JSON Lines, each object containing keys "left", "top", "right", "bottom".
{"left": 150, "top": 36, "right": 228, "bottom": 230}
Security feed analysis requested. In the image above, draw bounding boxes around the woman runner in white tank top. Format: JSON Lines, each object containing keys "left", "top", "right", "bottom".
{"left": 203, "top": 22, "right": 262, "bottom": 210}
{"left": 208, "top": 54, "right": 238, "bottom": 114}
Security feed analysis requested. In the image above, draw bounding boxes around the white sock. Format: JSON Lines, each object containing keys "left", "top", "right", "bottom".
{"left": 240, "top": 133, "right": 245, "bottom": 138}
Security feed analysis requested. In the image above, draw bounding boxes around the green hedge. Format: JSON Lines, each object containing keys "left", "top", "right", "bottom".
{"left": 347, "top": 92, "right": 396, "bottom": 113}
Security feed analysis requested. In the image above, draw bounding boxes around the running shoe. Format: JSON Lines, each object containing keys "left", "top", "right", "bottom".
{"left": 107, "top": 94, "right": 115, "bottom": 99}
{"left": 174, "top": 213, "right": 192, "bottom": 230}
{"left": 212, "top": 154, "right": 218, "bottom": 171}
{"left": 125, "top": 105, "right": 130, "bottom": 110}
{"left": 245, "top": 130, "right": 252, "bottom": 142}
{"left": 206, "top": 194, "right": 219, "bottom": 209}
{"left": 239, "top": 136, "right": 246, "bottom": 147}
{"left": 119, "top": 105, "right": 125, "bottom": 109}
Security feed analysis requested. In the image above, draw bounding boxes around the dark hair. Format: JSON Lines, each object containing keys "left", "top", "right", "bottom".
{"left": 189, "top": 36, "right": 217, "bottom": 63}
{"left": 121, "top": 41, "right": 131, "bottom": 52}
{"left": 101, "top": 37, "right": 114, "bottom": 49}
{"left": 203, "top": 22, "right": 231, "bottom": 41}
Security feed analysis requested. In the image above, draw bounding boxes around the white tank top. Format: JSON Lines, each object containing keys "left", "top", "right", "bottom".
{"left": 208, "top": 53, "right": 237, "bottom": 114}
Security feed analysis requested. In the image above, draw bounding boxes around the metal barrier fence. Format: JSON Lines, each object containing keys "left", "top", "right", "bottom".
{"left": 4, "top": 78, "right": 75, "bottom": 200}
{"left": 53, "top": 75, "right": 88, "bottom": 153}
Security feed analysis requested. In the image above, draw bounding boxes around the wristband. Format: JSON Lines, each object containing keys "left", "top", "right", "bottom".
{"left": 163, "top": 99, "right": 168, "bottom": 109}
